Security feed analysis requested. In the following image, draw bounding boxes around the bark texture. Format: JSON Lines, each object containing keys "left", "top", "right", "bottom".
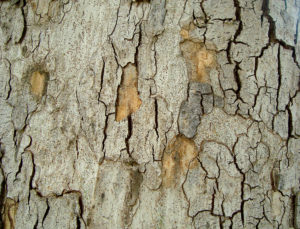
{"left": 0, "top": 0, "right": 300, "bottom": 228}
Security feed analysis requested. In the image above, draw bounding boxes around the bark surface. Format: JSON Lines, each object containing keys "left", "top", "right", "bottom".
{"left": 0, "top": 0, "right": 300, "bottom": 228}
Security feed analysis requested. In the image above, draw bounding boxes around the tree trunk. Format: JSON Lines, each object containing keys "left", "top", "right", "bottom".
{"left": 0, "top": 0, "right": 299, "bottom": 228}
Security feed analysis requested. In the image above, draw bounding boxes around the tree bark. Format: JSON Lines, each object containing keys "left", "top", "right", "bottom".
{"left": 0, "top": 0, "right": 300, "bottom": 228}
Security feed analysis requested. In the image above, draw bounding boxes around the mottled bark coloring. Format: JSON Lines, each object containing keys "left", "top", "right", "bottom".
{"left": 116, "top": 63, "right": 142, "bottom": 121}
{"left": 180, "top": 39, "right": 216, "bottom": 83}
{"left": 3, "top": 198, "right": 18, "bottom": 229}
{"left": 162, "top": 135, "right": 198, "bottom": 188}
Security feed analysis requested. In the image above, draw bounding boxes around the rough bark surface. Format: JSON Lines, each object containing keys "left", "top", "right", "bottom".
{"left": 0, "top": 0, "right": 300, "bottom": 228}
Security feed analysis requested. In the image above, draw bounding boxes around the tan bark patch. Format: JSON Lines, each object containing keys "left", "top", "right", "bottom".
{"left": 116, "top": 63, "right": 142, "bottom": 121}
{"left": 30, "top": 71, "right": 46, "bottom": 97}
{"left": 180, "top": 29, "right": 189, "bottom": 40}
{"left": 3, "top": 198, "right": 18, "bottom": 229}
{"left": 180, "top": 40, "right": 215, "bottom": 83}
{"left": 162, "top": 135, "right": 198, "bottom": 188}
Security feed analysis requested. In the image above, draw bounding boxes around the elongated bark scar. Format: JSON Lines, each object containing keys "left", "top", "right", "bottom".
{"left": 116, "top": 63, "right": 142, "bottom": 121}
{"left": 180, "top": 40, "right": 215, "bottom": 83}
{"left": 162, "top": 135, "right": 198, "bottom": 188}
{"left": 3, "top": 198, "right": 18, "bottom": 229}
{"left": 30, "top": 71, "right": 47, "bottom": 97}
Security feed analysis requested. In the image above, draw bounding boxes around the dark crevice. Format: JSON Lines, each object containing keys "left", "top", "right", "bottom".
{"left": 14, "top": 155, "right": 23, "bottom": 180}
{"left": 78, "top": 194, "right": 86, "bottom": 227}
{"left": 125, "top": 115, "right": 133, "bottom": 157}
{"left": 100, "top": 101, "right": 110, "bottom": 157}
{"left": 29, "top": 152, "right": 36, "bottom": 190}
{"left": 5, "top": 59, "right": 12, "bottom": 100}
{"left": 261, "top": 0, "right": 276, "bottom": 42}
{"left": 33, "top": 218, "right": 38, "bottom": 229}
{"left": 286, "top": 105, "right": 293, "bottom": 139}
{"left": 254, "top": 56, "right": 259, "bottom": 82}
{"left": 75, "top": 138, "right": 79, "bottom": 159}
{"left": 232, "top": 139, "right": 246, "bottom": 226}
{"left": 219, "top": 216, "right": 224, "bottom": 229}
{"left": 240, "top": 174, "right": 246, "bottom": 226}
{"left": 154, "top": 98, "right": 159, "bottom": 139}
{"left": 101, "top": 113, "right": 108, "bottom": 154}
{"left": 27, "top": 189, "right": 31, "bottom": 205}
{"left": 211, "top": 187, "right": 216, "bottom": 215}
{"left": 233, "top": 61, "right": 245, "bottom": 103}
{"left": 200, "top": 0, "right": 208, "bottom": 24}
{"left": 17, "top": 0, "right": 27, "bottom": 44}
{"left": 295, "top": 14, "right": 299, "bottom": 45}
{"left": 76, "top": 216, "right": 81, "bottom": 229}
{"left": 134, "top": 24, "right": 142, "bottom": 67}
{"left": 233, "top": 0, "right": 243, "bottom": 42}
{"left": 99, "top": 59, "right": 105, "bottom": 95}
{"left": 199, "top": 0, "right": 208, "bottom": 43}
{"left": 42, "top": 199, "right": 50, "bottom": 226}
{"left": 226, "top": 41, "right": 233, "bottom": 64}
{"left": 186, "top": 82, "right": 191, "bottom": 101}
{"left": 13, "top": 129, "right": 18, "bottom": 149}
{"left": 276, "top": 45, "right": 281, "bottom": 111}
{"left": 111, "top": 42, "right": 121, "bottom": 70}
{"left": 261, "top": 0, "right": 300, "bottom": 68}
{"left": 291, "top": 194, "right": 296, "bottom": 228}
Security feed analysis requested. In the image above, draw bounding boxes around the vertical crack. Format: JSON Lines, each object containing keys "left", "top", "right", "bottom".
{"left": 42, "top": 199, "right": 50, "bottom": 227}
{"left": 78, "top": 195, "right": 86, "bottom": 227}
{"left": 76, "top": 216, "right": 81, "bottom": 229}
{"left": 240, "top": 173, "right": 246, "bottom": 225}
{"left": 29, "top": 151, "right": 36, "bottom": 191}
{"left": 154, "top": 98, "right": 159, "bottom": 140}
{"left": 233, "top": 0, "right": 242, "bottom": 42}
{"left": 261, "top": 0, "right": 276, "bottom": 42}
{"left": 14, "top": 155, "right": 23, "bottom": 181}
{"left": 125, "top": 115, "right": 133, "bottom": 157}
{"left": 99, "top": 101, "right": 110, "bottom": 157}
{"left": 233, "top": 61, "right": 244, "bottom": 103}
{"left": 33, "top": 218, "right": 38, "bottom": 229}
{"left": 99, "top": 59, "right": 105, "bottom": 95}
{"left": 108, "top": 0, "right": 121, "bottom": 39}
{"left": 276, "top": 45, "right": 281, "bottom": 111}
{"left": 286, "top": 106, "right": 293, "bottom": 139}
{"left": 101, "top": 112, "right": 109, "bottom": 155}
{"left": 200, "top": 0, "right": 208, "bottom": 43}
{"left": 18, "top": 0, "right": 27, "bottom": 44}
{"left": 233, "top": 138, "right": 246, "bottom": 226}
{"left": 134, "top": 24, "right": 142, "bottom": 67}
{"left": 4, "top": 59, "right": 12, "bottom": 100}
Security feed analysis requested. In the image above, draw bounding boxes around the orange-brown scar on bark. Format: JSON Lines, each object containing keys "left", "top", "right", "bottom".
{"left": 115, "top": 63, "right": 142, "bottom": 122}
{"left": 30, "top": 71, "right": 46, "bottom": 97}
{"left": 180, "top": 40, "right": 215, "bottom": 83}
{"left": 180, "top": 29, "right": 189, "bottom": 40}
{"left": 162, "top": 135, "right": 198, "bottom": 188}
{"left": 3, "top": 198, "right": 18, "bottom": 229}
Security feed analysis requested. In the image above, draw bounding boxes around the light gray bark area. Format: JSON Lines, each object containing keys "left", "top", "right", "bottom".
{"left": 0, "top": 0, "right": 299, "bottom": 228}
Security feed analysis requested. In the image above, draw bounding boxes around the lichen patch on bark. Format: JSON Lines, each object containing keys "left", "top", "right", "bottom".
{"left": 116, "top": 63, "right": 142, "bottom": 121}
{"left": 162, "top": 135, "right": 198, "bottom": 188}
